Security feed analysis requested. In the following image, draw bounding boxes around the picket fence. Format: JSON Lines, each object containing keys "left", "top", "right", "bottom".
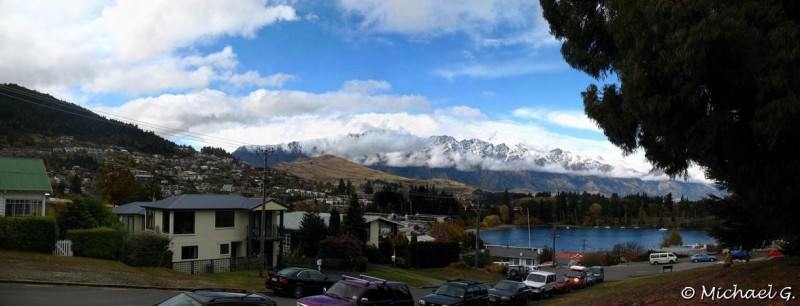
{"left": 53, "top": 239, "right": 73, "bottom": 257}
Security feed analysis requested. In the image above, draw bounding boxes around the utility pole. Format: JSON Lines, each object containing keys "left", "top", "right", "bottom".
{"left": 551, "top": 222, "right": 557, "bottom": 267}
{"left": 582, "top": 238, "right": 587, "bottom": 256}
{"left": 467, "top": 194, "right": 484, "bottom": 269}
{"left": 527, "top": 207, "right": 531, "bottom": 248}
{"left": 258, "top": 147, "right": 275, "bottom": 277}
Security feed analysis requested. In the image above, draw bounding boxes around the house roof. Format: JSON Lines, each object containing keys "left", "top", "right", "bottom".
{"left": 138, "top": 194, "right": 286, "bottom": 211}
{"left": 112, "top": 202, "right": 147, "bottom": 215}
{"left": 282, "top": 211, "right": 402, "bottom": 231}
{"left": 0, "top": 157, "right": 52, "bottom": 192}
{"left": 486, "top": 245, "right": 541, "bottom": 259}
{"left": 364, "top": 215, "right": 404, "bottom": 227}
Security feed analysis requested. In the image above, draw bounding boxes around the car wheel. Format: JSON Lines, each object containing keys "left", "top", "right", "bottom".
{"left": 293, "top": 286, "right": 303, "bottom": 298}
{"left": 711, "top": 258, "right": 715, "bottom": 261}
{"left": 692, "top": 260, "right": 697, "bottom": 263}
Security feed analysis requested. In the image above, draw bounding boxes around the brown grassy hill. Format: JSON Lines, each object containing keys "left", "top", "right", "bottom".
{"left": 273, "top": 155, "right": 475, "bottom": 194}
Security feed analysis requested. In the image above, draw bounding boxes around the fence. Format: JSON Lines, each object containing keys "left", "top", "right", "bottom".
{"left": 173, "top": 256, "right": 262, "bottom": 274}
{"left": 53, "top": 240, "right": 73, "bottom": 257}
{"left": 283, "top": 257, "right": 352, "bottom": 270}
{"left": 172, "top": 256, "right": 353, "bottom": 274}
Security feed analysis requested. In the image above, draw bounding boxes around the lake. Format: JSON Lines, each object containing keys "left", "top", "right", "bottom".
{"left": 479, "top": 226, "right": 717, "bottom": 253}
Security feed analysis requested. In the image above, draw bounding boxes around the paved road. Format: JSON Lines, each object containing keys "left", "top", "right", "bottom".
{"left": 0, "top": 261, "right": 721, "bottom": 306}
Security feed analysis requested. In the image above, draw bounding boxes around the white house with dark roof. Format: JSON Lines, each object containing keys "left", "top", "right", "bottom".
{"left": 0, "top": 157, "right": 52, "bottom": 217}
{"left": 115, "top": 194, "right": 288, "bottom": 267}
{"left": 281, "top": 211, "right": 403, "bottom": 247}
{"left": 486, "top": 244, "right": 543, "bottom": 268}
{"left": 112, "top": 201, "right": 146, "bottom": 233}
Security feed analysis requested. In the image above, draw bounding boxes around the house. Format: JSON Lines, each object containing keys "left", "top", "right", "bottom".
{"left": 281, "top": 211, "right": 402, "bottom": 247}
{"left": 486, "top": 245, "right": 543, "bottom": 268}
{"left": 116, "top": 194, "right": 288, "bottom": 267}
{"left": 112, "top": 201, "right": 147, "bottom": 233}
{"left": 0, "top": 157, "right": 52, "bottom": 217}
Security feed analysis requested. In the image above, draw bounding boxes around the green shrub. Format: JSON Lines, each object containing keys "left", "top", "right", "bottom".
{"left": 66, "top": 227, "right": 124, "bottom": 260}
{"left": 634, "top": 251, "right": 655, "bottom": 262}
{"left": 0, "top": 217, "right": 58, "bottom": 253}
{"left": 351, "top": 256, "right": 368, "bottom": 271}
{"left": 582, "top": 252, "right": 619, "bottom": 266}
{"left": 122, "top": 231, "right": 172, "bottom": 267}
{"left": 364, "top": 244, "right": 383, "bottom": 263}
{"left": 416, "top": 241, "right": 459, "bottom": 268}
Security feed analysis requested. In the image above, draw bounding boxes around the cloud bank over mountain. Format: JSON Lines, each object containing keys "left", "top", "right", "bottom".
{"left": 241, "top": 130, "right": 710, "bottom": 184}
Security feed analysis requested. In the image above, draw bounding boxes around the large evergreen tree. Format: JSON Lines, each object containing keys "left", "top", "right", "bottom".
{"left": 541, "top": 0, "right": 800, "bottom": 242}
{"left": 297, "top": 211, "right": 328, "bottom": 257}
{"left": 328, "top": 207, "right": 341, "bottom": 236}
{"left": 342, "top": 188, "right": 367, "bottom": 246}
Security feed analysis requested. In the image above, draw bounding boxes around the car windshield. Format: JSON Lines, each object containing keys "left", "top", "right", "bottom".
{"left": 588, "top": 268, "right": 600, "bottom": 274}
{"left": 434, "top": 284, "right": 466, "bottom": 299}
{"left": 525, "top": 274, "right": 546, "bottom": 283}
{"left": 565, "top": 271, "right": 583, "bottom": 278}
{"left": 155, "top": 293, "right": 202, "bottom": 306}
{"left": 493, "top": 281, "right": 517, "bottom": 291}
{"left": 276, "top": 267, "right": 303, "bottom": 276}
{"left": 325, "top": 282, "right": 362, "bottom": 301}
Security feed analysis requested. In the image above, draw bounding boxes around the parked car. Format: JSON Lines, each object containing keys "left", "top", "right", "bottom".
{"left": 155, "top": 288, "right": 277, "bottom": 306}
{"left": 730, "top": 250, "right": 751, "bottom": 262}
{"left": 689, "top": 253, "right": 717, "bottom": 263}
{"left": 419, "top": 279, "right": 489, "bottom": 306}
{"left": 553, "top": 279, "right": 572, "bottom": 294}
{"left": 488, "top": 280, "right": 530, "bottom": 306}
{"left": 522, "top": 271, "right": 557, "bottom": 299}
{"left": 265, "top": 267, "right": 336, "bottom": 298}
{"left": 650, "top": 252, "right": 678, "bottom": 264}
{"left": 564, "top": 266, "right": 588, "bottom": 289}
{"left": 297, "top": 275, "right": 414, "bottom": 306}
{"left": 587, "top": 266, "right": 604, "bottom": 283}
{"left": 768, "top": 250, "right": 786, "bottom": 259}
{"left": 585, "top": 272, "right": 595, "bottom": 286}
{"left": 505, "top": 265, "right": 532, "bottom": 281}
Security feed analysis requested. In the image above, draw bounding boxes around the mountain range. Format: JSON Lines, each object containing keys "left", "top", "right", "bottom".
{"left": 232, "top": 133, "right": 725, "bottom": 199}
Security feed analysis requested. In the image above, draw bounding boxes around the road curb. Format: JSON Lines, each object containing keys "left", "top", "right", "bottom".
{"left": 0, "top": 279, "right": 193, "bottom": 291}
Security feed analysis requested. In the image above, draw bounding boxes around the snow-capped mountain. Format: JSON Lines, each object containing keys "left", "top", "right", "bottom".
{"left": 233, "top": 131, "right": 723, "bottom": 199}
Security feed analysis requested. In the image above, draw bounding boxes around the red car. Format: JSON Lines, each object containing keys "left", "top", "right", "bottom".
{"left": 564, "top": 270, "right": 587, "bottom": 289}
{"left": 553, "top": 279, "right": 572, "bottom": 294}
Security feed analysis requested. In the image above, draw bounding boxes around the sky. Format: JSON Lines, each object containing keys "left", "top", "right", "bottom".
{"left": 0, "top": 0, "right": 709, "bottom": 182}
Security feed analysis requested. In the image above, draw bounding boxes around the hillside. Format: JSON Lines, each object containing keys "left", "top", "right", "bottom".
{"left": 272, "top": 155, "right": 475, "bottom": 194}
{"left": 0, "top": 84, "right": 182, "bottom": 155}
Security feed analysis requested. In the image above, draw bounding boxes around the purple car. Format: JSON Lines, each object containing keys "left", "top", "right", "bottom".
{"left": 297, "top": 275, "right": 414, "bottom": 306}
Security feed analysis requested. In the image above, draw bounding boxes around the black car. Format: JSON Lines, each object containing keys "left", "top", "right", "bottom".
{"left": 265, "top": 267, "right": 336, "bottom": 298}
{"left": 488, "top": 280, "right": 530, "bottom": 306}
{"left": 154, "top": 288, "right": 277, "bottom": 306}
{"left": 419, "top": 279, "right": 489, "bottom": 306}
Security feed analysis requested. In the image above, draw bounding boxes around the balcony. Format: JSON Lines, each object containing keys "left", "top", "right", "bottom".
{"left": 250, "top": 226, "right": 281, "bottom": 240}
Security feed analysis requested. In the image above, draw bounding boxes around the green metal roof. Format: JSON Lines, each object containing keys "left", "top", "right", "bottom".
{"left": 0, "top": 157, "right": 53, "bottom": 192}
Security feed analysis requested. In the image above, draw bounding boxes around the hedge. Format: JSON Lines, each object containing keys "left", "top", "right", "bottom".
{"left": 0, "top": 216, "right": 59, "bottom": 253}
{"left": 122, "top": 231, "right": 172, "bottom": 267}
{"left": 416, "top": 241, "right": 460, "bottom": 268}
{"left": 66, "top": 227, "right": 124, "bottom": 260}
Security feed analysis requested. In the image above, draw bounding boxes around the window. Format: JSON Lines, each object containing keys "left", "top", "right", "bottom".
{"left": 220, "top": 243, "right": 230, "bottom": 255}
{"left": 145, "top": 209, "right": 155, "bottom": 230}
{"left": 215, "top": 210, "right": 235, "bottom": 228}
{"left": 4, "top": 199, "right": 39, "bottom": 216}
{"left": 308, "top": 270, "right": 326, "bottom": 280}
{"left": 181, "top": 246, "right": 198, "bottom": 260}
{"left": 391, "top": 285, "right": 412, "bottom": 300}
{"left": 162, "top": 211, "right": 170, "bottom": 233}
{"left": 173, "top": 211, "right": 195, "bottom": 234}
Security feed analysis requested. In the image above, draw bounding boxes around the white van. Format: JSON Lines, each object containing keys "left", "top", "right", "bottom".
{"left": 650, "top": 252, "right": 678, "bottom": 265}
{"left": 523, "top": 271, "right": 557, "bottom": 298}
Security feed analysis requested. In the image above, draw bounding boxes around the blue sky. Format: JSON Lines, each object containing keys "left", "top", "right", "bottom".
{"left": 2, "top": 1, "right": 709, "bottom": 180}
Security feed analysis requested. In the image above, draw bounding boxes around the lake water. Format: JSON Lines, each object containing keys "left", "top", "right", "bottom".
{"left": 479, "top": 226, "right": 717, "bottom": 253}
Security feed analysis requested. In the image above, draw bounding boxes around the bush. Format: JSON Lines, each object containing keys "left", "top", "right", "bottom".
{"left": 0, "top": 217, "right": 58, "bottom": 253}
{"left": 485, "top": 263, "right": 505, "bottom": 274}
{"left": 122, "top": 231, "right": 172, "bottom": 267}
{"left": 66, "top": 227, "right": 124, "bottom": 260}
{"left": 581, "top": 252, "right": 619, "bottom": 266}
{"left": 364, "top": 244, "right": 383, "bottom": 263}
{"left": 462, "top": 249, "right": 492, "bottom": 268}
{"left": 417, "top": 241, "right": 459, "bottom": 268}
{"left": 448, "top": 261, "right": 470, "bottom": 269}
{"left": 352, "top": 256, "right": 368, "bottom": 271}
{"left": 318, "top": 235, "right": 363, "bottom": 259}
{"left": 634, "top": 251, "right": 655, "bottom": 262}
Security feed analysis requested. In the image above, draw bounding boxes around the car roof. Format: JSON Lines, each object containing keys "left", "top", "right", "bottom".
{"left": 528, "top": 271, "right": 556, "bottom": 276}
{"left": 187, "top": 289, "right": 273, "bottom": 303}
{"left": 444, "top": 279, "right": 483, "bottom": 286}
{"left": 340, "top": 275, "right": 407, "bottom": 287}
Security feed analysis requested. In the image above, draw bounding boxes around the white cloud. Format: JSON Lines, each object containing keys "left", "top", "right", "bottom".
{"left": 513, "top": 107, "right": 601, "bottom": 132}
{"left": 435, "top": 59, "right": 566, "bottom": 80}
{"left": 228, "top": 71, "right": 296, "bottom": 88}
{"left": 0, "top": 0, "right": 298, "bottom": 96}
{"left": 342, "top": 80, "right": 392, "bottom": 94}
